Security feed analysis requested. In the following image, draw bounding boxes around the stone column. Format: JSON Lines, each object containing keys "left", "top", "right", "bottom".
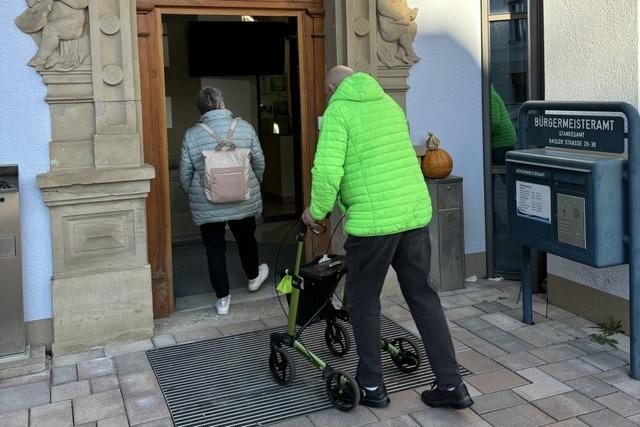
{"left": 325, "top": 0, "right": 422, "bottom": 296}
{"left": 375, "top": 0, "right": 421, "bottom": 111}
{"left": 325, "top": 0, "right": 421, "bottom": 111}
{"left": 377, "top": 65, "right": 412, "bottom": 111}
{"left": 325, "top": 0, "right": 378, "bottom": 76}
{"left": 16, "top": 0, "right": 154, "bottom": 354}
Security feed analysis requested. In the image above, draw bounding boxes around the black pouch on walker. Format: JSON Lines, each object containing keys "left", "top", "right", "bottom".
{"left": 287, "top": 255, "right": 347, "bottom": 326}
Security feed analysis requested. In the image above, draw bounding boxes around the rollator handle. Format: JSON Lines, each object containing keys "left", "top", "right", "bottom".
{"left": 310, "top": 223, "right": 327, "bottom": 235}
{"left": 296, "top": 222, "right": 308, "bottom": 242}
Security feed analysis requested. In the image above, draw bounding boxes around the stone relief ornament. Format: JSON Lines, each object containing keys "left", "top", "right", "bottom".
{"left": 15, "top": 0, "right": 90, "bottom": 72}
{"left": 377, "top": 0, "right": 421, "bottom": 67}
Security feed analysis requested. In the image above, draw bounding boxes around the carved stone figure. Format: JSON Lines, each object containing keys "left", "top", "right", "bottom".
{"left": 377, "top": 0, "right": 421, "bottom": 67}
{"left": 15, "top": 0, "right": 90, "bottom": 71}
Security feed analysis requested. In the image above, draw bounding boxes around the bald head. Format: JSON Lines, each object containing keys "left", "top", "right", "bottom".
{"left": 326, "top": 65, "right": 355, "bottom": 97}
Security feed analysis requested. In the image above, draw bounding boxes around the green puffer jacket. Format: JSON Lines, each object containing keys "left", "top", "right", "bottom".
{"left": 310, "top": 73, "right": 432, "bottom": 236}
{"left": 491, "top": 85, "right": 517, "bottom": 149}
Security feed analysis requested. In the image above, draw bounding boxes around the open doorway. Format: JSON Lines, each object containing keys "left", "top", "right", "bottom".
{"left": 138, "top": 2, "right": 326, "bottom": 318}
{"left": 162, "top": 15, "right": 302, "bottom": 309}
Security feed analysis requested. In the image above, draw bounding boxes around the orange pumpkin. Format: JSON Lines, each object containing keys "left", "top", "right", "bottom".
{"left": 421, "top": 132, "right": 453, "bottom": 179}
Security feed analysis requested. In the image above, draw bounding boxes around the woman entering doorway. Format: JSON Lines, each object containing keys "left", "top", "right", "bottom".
{"left": 179, "top": 87, "right": 269, "bottom": 314}
{"left": 159, "top": 15, "right": 303, "bottom": 316}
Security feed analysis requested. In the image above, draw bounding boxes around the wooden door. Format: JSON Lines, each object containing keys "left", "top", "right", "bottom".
{"left": 137, "top": 1, "right": 327, "bottom": 318}
{"left": 138, "top": 8, "right": 174, "bottom": 317}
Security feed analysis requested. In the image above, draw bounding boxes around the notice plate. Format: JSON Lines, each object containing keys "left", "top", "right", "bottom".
{"left": 516, "top": 181, "right": 551, "bottom": 224}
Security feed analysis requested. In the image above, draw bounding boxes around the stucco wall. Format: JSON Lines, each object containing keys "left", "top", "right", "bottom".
{"left": 545, "top": 0, "right": 638, "bottom": 106}
{"left": 544, "top": 0, "right": 638, "bottom": 298}
{"left": 407, "top": 0, "right": 485, "bottom": 254}
{"left": 0, "top": 4, "right": 52, "bottom": 321}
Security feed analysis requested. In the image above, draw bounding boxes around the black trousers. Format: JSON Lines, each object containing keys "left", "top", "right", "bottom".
{"left": 344, "top": 226, "right": 462, "bottom": 388}
{"left": 200, "top": 216, "right": 260, "bottom": 298}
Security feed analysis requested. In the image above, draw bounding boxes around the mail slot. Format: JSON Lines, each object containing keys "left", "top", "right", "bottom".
{"left": 506, "top": 148, "right": 626, "bottom": 268}
{"left": 0, "top": 165, "right": 25, "bottom": 357}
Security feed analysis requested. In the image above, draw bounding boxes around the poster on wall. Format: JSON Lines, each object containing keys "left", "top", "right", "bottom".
{"left": 259, "top": 75, "right": 290, "bottom": 134}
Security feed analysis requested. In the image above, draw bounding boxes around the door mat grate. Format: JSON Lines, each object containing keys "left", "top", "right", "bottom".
{"left": 147, "top": 315, "right": 471, "bottom": 427}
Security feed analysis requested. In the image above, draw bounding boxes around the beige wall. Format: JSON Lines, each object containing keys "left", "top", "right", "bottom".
{"left": 544, "top": 0, "right": 639, "bottom": 327}
{"left": 544, "top": 0, "right": 638, "bottom": 302}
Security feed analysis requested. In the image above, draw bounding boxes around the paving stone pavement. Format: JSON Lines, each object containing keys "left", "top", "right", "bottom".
{"left": 3, "top": 280, "right": 640, "bottom": 426}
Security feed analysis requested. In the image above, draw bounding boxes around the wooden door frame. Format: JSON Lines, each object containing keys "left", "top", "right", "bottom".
{"left": 137, "top": 0, "right": 327, "bottom": 318}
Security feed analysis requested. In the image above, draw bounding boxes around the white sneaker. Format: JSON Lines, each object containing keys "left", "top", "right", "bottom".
{"left": 248, "top": 263, "right": 269, "bottom": 292}
{"left": 216, "top": 295, "right": 230, "bottom": 315}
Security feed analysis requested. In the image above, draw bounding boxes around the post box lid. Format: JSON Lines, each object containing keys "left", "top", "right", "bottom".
{"left": 506, "top": 148, "right": 624, "bottom": 171}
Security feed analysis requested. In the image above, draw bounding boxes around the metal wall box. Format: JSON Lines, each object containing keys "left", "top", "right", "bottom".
{"left": 427, "top": 175, "right": 465, "bottom": 292}
{"left": 506, "top": 148, "right": 626, "bottom": 268}
{"left": 0, "top": 165, "right": 25, "bottom": 357}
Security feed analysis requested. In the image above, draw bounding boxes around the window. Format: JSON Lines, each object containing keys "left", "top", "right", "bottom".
{"left": 490, "top": 0, "right": 528, "bottom": 14}
{"left": 483, "top": 0, "right": 544, "bottom": 278}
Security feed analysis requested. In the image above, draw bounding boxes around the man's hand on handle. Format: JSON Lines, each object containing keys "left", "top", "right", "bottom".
{"left": 302, "top": 207, "right": 321, "bottom": 233}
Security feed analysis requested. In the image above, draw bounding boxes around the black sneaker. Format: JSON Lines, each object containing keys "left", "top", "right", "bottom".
{"left": 359, "top": 383, "right": 391, "bottom": 408}
{"left": 421, "top": 382, "right": 474, "bottom": 409}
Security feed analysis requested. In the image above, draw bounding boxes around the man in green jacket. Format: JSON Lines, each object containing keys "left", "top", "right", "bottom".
{"left": 302, "top": 66, "right": 472, "bottom": 409}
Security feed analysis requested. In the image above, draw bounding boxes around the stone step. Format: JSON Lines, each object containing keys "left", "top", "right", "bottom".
{"left": 0, "top": 345, "right": 47, "bottom": 380}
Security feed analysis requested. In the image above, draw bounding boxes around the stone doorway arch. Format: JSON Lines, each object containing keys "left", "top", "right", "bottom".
{"left": 15, "top": 0, "right": 420, "bottom": 354}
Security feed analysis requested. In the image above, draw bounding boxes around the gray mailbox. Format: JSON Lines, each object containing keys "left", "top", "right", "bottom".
{"left": 510, "top": 101, "right": 640, "bottom": 380}
{"left": 0, "top": 165, "right": 25, "bottom": 357}
{"left": 506, "top": 148, "right": 626, "bottom": 268}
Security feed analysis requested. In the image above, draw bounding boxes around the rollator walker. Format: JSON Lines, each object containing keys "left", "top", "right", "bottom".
{"left": 268, "top": 222, "right": 423, "bottom": 411}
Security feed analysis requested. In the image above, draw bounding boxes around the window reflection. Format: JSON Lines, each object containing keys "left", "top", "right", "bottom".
{"left": 488, "top": 8, "right": 530, "bottom": 276}
{"left": 490, "top": 0, "right": 527, "bottom": 14}
{"left": 490, "top": 18, "right": 528, "bottom": 165}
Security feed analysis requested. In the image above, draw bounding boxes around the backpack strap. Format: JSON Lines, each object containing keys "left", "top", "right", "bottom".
{"left": 226, "top": 117, "right": 240, "bottom": 141}
{"left": 196, "top": 122, "right": 223, "bottom": 143}
{"left": 197, "top": 117, "right": 242, "bottom": 151}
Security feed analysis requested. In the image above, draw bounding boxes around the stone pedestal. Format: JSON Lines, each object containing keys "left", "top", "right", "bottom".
{"left": 38, "top": 167, "right": 154, "bottom": 355}
{"left": 377, "top": 65, "right": 411, "bottom": 111}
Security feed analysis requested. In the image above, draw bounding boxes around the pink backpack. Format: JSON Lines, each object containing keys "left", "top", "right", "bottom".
{"left": 197, "top": 118, "right": 252, "bottom": 203}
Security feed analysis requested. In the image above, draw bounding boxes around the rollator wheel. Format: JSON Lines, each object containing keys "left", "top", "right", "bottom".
{"left": 390, "top": 337, "right": 422, "bottom": 373}
{"left": 325, "top": 370, "right": 360, "bottom": 411}
{"left": 324, "top": 321, "right": 351, "bottom": 357}
{"left": 269, "top": 347, "right": 296, "bottom": 385}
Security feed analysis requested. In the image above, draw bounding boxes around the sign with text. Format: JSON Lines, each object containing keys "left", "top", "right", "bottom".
{"left": 528, "top": 114, "right": 625, "bottom": 153}
{"left": 516, "top": 181, "right": 551, "bottom": 224}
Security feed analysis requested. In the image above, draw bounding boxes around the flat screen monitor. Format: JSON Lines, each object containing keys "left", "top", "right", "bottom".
{"left": 188, "top": 21, "right": 286, "bottom": 76}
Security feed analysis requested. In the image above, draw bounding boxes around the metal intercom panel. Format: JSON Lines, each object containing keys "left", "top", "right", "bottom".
{"left": 557, "top": 193, "right": 586, "bottom": 249}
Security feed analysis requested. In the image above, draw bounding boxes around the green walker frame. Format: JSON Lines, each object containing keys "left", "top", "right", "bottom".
{"left": 268, "top": 223, "right": 422, "bottom": 412}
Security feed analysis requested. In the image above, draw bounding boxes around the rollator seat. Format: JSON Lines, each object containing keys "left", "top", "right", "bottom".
{"left": 287, "top": 254, "right": 347, "bottom": 326}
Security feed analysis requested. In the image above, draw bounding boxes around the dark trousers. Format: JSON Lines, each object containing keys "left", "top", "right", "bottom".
{"left": 200, "top": 216, "right": 259, "bottom": 298}
{"left": 344, "top": 226, "right": 461, "bottom": 388}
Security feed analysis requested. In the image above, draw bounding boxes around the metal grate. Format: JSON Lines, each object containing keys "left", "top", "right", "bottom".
{"left": 0, "top": 179, "right": 16, "bottom": 191}
{"left": 148, "top": 315, "right": 471, "bottom": 427}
